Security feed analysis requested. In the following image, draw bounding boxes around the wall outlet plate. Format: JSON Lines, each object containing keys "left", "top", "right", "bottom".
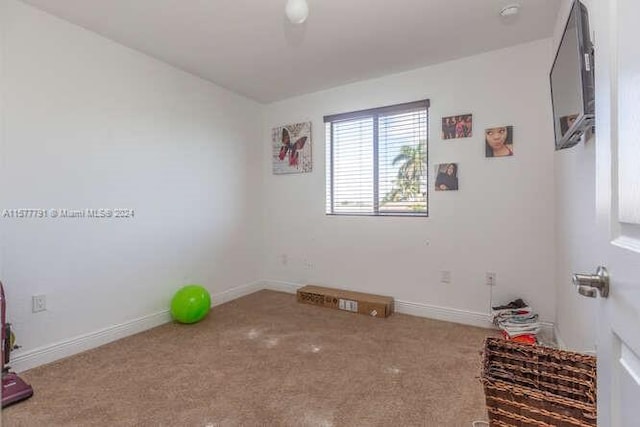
{"left": 440, "top": 271, "right": 451, "bottom": 284}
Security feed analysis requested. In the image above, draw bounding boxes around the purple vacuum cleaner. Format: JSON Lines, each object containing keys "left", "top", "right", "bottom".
{"left": 1, "top": 281, "right": 33, "bottom": 407}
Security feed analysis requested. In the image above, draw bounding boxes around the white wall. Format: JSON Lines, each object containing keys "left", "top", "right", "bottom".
{"left": 261, "top": 39, "right": 557, "bottom": 323}
{"left": 1, "top": 0, "right": 262, "bottom": 358}
{"left": 552, "top": 0, "right": 598, "bottom": 352}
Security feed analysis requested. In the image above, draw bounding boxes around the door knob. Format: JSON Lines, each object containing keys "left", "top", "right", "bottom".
{"left": 572, "top": 266, "right": 609, "bottom": 298}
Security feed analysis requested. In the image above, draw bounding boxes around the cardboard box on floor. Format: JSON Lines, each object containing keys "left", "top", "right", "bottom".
{"left": 297, "top": 285, "right": 394, "bottom": 318}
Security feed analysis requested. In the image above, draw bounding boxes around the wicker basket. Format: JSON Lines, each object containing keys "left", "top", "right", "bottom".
{"left": 482, "top": 338, "right": 597, "bottom": 427}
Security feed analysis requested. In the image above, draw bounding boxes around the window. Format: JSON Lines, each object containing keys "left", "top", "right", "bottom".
{"left": 324, "top": 100, "right": 429, "bottom": 216}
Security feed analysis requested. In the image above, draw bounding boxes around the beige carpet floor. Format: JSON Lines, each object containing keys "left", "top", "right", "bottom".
{"left": 3, "top": 290, "right": 496, "bottom": 426}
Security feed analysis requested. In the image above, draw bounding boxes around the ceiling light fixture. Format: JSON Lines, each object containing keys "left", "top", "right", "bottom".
{"left": 500, "top": 4, "right": 521, "bottom": 17}
{"left": 286, "top": 0, "right": 309, "bottom": 24}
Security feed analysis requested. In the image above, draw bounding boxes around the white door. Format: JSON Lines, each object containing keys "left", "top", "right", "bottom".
{"left": 588, "top": 0, "right": 640, "bottom": 425}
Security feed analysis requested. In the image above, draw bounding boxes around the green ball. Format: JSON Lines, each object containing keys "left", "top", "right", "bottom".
{"left": 170, "top": 285, "right": 211, "bottom": 324}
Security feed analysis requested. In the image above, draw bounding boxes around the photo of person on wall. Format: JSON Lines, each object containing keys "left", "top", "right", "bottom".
{"left": 485, "top": 126, "right": 514, "bottom": 157}
{"left": 442, "top": 114, "right": 472, "bottom": 140}
{"left": 435, "top": 163, "right": 459, "bottom": 191}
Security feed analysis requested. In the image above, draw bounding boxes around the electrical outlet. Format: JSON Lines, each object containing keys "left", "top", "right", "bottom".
{"left": 32, "top": 295, "right": 47, "bottom": 313}
{"left": 486, "top": 272, "right": 496, "bottom": 286}
{"left": 440, "top": 271, "right": 451, "bottom": 284}
{"left": 280, "top": 254, "right": 288, "bottom": 266}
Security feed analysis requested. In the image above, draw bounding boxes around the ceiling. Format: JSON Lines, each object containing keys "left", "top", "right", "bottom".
{"left": 23, "top": 0, "right": 561, "bottom": 103}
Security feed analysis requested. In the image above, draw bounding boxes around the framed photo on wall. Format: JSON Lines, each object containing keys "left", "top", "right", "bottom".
{"left": 272, "top": 121, "right": 312, "bottom": 174}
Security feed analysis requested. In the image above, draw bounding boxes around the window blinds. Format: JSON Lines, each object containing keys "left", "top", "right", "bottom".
{"left": 325, "top": 100, "right": 429, "bottom": 216}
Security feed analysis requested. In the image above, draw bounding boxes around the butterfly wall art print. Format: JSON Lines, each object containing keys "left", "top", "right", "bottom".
{"left": 272, "top": 121, "right": 312, "bottom": 174}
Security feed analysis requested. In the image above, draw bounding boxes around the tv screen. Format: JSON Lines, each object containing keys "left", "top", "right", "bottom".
{"left": 550, "top": 0, "right": 595, "bottom": 150}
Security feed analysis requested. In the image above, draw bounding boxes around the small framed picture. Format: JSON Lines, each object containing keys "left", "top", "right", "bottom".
{"left": 435, "top": 163, "right": 459, "bottom": 191}
{"left": 485, "top": 126, "right": 514, "bottom": 157}
{"left": 272, "top": 121, "right": 312, "bottom": 174}
{"left": 442, "top": 114, "right": 472, "bottom": 140}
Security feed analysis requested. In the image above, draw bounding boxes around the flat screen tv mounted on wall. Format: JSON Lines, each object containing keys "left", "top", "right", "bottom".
{"left": 550, "top": 0, "right": 595, "bottom": 150}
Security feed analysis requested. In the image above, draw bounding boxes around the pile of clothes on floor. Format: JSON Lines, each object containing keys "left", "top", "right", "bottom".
{"left": 491, "top": 298, "right": 540, "bottom": 344}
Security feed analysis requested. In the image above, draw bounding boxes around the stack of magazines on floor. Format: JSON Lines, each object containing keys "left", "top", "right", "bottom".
{"left": 491, "top": 298, "right": 540, "bottom": 345}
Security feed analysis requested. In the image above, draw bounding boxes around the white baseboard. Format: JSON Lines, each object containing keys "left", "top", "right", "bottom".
{"left": 212, "top": 281, "right": 263, "bottom": 306}
{"left": 395, "top": 299, "right": 493, "bottom": 329}
{"left": 396, "top": 300, "right": 556, "bottom": 340}
{"left": 11, "top": 281, "right": 263, "bottom": 373}
{"left": 261, "top": 280, "right": 303, "bottom": 294}
{"left": 11, "top": 309, "right": 171, "bottom": 373}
